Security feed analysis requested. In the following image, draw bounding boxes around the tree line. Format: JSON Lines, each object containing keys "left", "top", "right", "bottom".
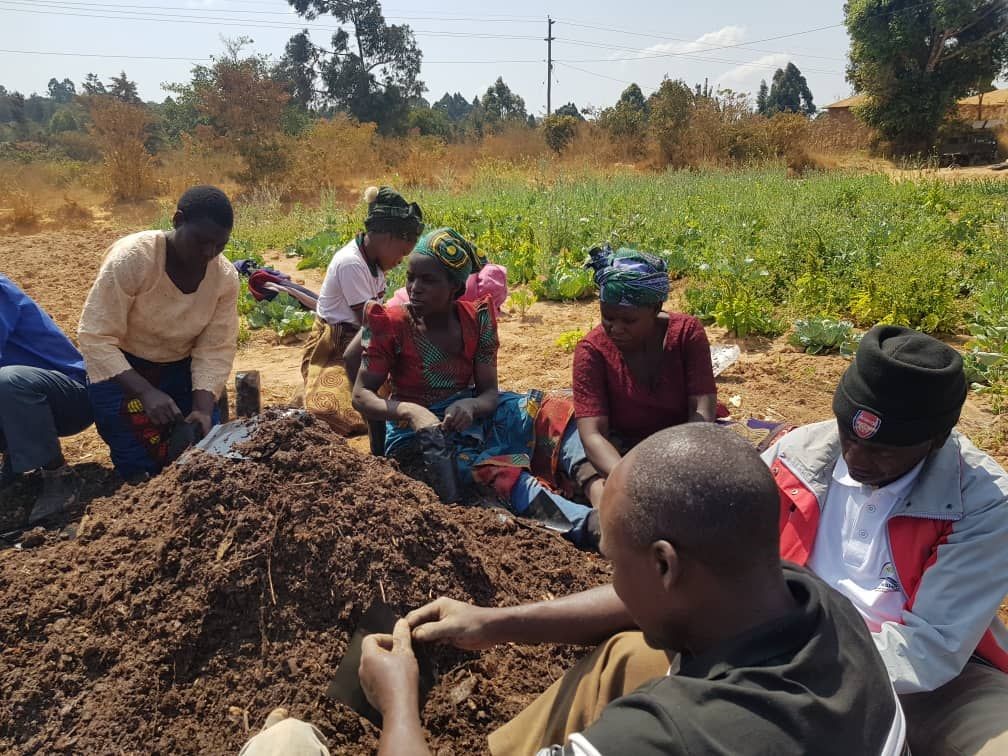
{"left": 1, "top": 0, "right": 1004, "bottom": 162}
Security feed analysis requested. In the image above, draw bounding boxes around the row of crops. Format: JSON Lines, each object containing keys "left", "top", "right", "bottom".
{"left": 222, "top": 168, "right": 1008, "bottom": 405}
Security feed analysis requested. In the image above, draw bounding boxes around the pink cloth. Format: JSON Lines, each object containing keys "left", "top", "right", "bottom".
{"left": 387, "top": 263, "right": 508, "bottom": 312}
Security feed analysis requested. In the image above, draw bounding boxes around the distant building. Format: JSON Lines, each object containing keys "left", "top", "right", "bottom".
{"left": 823, "top": 90, "right": 1007, "bottom": 129}
{"left": 822, "top": 94, "right": 868, "bottom": 128}
{"left": 956, "top": 89, "right": 1008, "bottom": 128}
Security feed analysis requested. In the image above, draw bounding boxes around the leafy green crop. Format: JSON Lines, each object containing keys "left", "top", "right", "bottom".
{"left": 247, "top": 292, "right": 315, "bottom": 337}
{"left": 789, "top": 318, "right": 861, "bottom": 356}
{"left": 555, "top": 329, "right": 586, "bottom": 353}
{"left": 507, "top": 287, "right": 538, "bottom": 320}
{"left": 195, "top": 169, "right": 1006, "bottom": 350}
{"left": 286, "top": 229, "right": 348, "bottom": 270}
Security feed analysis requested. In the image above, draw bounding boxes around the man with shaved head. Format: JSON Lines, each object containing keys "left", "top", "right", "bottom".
{"left": 358, "top": 424, "right": 906, "bottom": 756}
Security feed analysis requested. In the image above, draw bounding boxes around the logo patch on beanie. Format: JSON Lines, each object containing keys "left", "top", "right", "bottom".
{"left": 853, "top": 409, "right": 882, "bottom": 440}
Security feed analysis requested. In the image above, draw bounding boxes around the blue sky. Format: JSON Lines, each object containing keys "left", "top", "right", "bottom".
{"left": 1, "top": 0, "right": 861, "bottom": 112}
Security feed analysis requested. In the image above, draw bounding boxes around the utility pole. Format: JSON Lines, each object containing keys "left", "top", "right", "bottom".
{"left": 545, "top": 16, "right": 555, "bottom": 116}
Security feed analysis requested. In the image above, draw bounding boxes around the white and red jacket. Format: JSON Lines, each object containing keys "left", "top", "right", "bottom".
{"left": 762, "top": 421, "right": 1008, "bottom": 694}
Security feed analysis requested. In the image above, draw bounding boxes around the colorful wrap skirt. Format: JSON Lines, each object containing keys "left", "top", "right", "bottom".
{"left": 384, "top": 389, "right": 584, "bottom": 502}
{"left": 300, "top": 319, "right": 368, "bottom": 437}
{"left": 88, "top": 353, "right": 219, "bottom": 478}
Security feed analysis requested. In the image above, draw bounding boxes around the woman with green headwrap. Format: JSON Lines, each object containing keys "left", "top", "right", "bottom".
{"left": 351, "top": 228, "right": 602, "bottom": 549}
{"left": 301, "top": 185, "right": 422, "bottom": 438}
{"left": 574, "top": 243, "right": 718, "bottom": 481}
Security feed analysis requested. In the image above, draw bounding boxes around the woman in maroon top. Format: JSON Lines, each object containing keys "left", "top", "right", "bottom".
{"left": 574, "top": 245, "right": 717, "bottom": 480}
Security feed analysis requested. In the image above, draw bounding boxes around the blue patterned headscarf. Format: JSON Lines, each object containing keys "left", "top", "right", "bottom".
{"left": 585, "top": 244, "right": 670, "bottom": 307}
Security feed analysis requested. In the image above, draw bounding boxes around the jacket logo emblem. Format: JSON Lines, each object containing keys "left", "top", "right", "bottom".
{"left": 875, "top": 562, "right": 901, "bottom": 593}
{"left": 853, "top": 409, "right": 882, "bottom": 440}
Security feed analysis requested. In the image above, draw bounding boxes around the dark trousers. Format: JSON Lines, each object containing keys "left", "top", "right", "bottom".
{"left": 0, "top": 365, "right": 93, "bottom": 474}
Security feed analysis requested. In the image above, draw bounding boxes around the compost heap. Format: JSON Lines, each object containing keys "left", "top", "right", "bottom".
{"left": 0, "top": 412, "right": 611, "bottom": 754}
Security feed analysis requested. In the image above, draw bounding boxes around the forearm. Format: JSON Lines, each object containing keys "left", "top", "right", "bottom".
{"left": 377, "top": 703, "right": 430, "bottom": 756}
{"left": 113, "top": 368, "right": 157, "bottom": 398}
{"left": 471, "top": 387, "right": 499, "bottom": 418}
{"left": 489, "top": 585, "right": 635, "bottom": 646}
{"left": 583, "top": 434, "right": 622, "bottom": 478}
{"left": 687, "top": 394, "right": 717, "bottom": 423}
{"left": 353, "top": 386, "right": 417, "bottom": 425}
{"left": 191, "top": 389, "right": 216, "bottom": 415}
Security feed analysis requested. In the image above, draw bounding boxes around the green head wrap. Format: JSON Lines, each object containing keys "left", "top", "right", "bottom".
{"left": 413, "top": 227, "right": 487, "bottom": 287}
{"left": 364, "top": 186, "right": 424, "bottom": 238}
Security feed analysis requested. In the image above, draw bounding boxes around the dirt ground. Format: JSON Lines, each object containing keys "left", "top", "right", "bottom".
{"left": 1, "top": 223, "right": 1007, "bottom": 748}
{"left": 3, "top": 224, "right": 1003, "bottom": 471}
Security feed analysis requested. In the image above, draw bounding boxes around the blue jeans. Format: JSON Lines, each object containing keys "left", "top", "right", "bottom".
{"left": 509, "top": 421, "right": 596, "bottom": 548}
{"left": 0, "top": 365, "right": 93, "bottom": 474}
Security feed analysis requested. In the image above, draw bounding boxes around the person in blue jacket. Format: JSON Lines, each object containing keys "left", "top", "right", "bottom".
{"left": 0, "top": 274, "right": 93, "bottom": 523}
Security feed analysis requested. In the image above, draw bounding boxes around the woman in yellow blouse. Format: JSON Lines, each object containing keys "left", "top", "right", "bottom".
{"left": 78, "top": 185, "right": 239, "bottom": 479}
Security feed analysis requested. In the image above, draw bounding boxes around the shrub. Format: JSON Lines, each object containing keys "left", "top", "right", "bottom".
{"left": 848, "top": 245, "right": 962, "bottom": 333}
{"left": 541, "top": 115, "right": 579, "bottom": 154}
{"left": 85, "top": 96, "right": 156, "bottom": 201}
{"left": 8, "top": 190, "right": 41, "bottom": 229}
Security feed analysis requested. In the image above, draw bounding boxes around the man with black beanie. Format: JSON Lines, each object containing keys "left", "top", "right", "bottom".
{"left": 762, "top": 325, "right": 1008, "bottom": 755}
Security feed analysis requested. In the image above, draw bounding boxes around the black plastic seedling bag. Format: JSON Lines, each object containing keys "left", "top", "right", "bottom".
{"left": 417, "top": 426, "right": 462, "bottom": 504}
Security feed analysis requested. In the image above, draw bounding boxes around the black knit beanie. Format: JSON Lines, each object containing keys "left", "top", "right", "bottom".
{"left": 832, "top": 325, "right": 967, "bottom": 446}
{"left": 363, "top": 186, "right": 423, "bottom": 237}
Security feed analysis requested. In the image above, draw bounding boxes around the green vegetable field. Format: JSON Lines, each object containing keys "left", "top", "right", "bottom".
{"left": 223, "top": 167, "right": 1008, "bottom": 400}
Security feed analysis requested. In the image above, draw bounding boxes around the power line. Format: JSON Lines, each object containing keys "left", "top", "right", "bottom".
{"left": 0, "top": 0, "right": 542, "bottom": 24}
{"left": 0, "top": 47, "right": 212, "bottom": 61}
{"left": 0, "top": 47, "right": 543, "bottom": 64}
{"left": 0, "top": 1, "right": 544, "bottom": 37}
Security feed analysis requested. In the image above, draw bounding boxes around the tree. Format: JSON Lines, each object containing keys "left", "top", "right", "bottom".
{"left": 845, "top": 0, "right": 1008, "bottom": 153}
{"left": 541, "top": 114, "right": 579, "bottom": 153}
{"left": 275, "top": 30, "right": 319, "bottom": 109}
{"left": 47, "top": 78, "right": 76, "bottom": 104}
{"left": 756, "top": 80, "right": 769, "bottom": 115}
{"left": 618, "top": 83, "right": 648, "bottom": 112}
{"left": 648, "top": 77, "right": 694, "bottom": 165}
{"left": 433, "top": 92, "right": 473, "bottom": 122}
{"left": 81, "top": 74, "right": 107, "bottom": 96}
{"left": 481, "top": 77, "right": 527, "bottom": 127}
{"left": 283, "top": 0, "right": 423, "bottom": 132}
{"left": 405, "top": 105, "right": 451, "bottom": 138}
{"left": 108, "top": 71, "right": 141, "bottom": 104}
{"left": 554, "top": 102, "right": 583, "bottom": 120}
{"left": 763, "top": 63, "right": 815, "bottom": 116}
{"left": 49, "top": 108, "right": 80, "bottom": 133}
{"left": 597, "top": 82, "right": 650, "bottom": 155}
{"left": 166, "top": 39, "right": 292, "bottom": 185}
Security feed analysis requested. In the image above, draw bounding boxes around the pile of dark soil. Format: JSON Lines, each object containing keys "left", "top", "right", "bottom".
{"left": 0, "top": 412, "right": 610, "bottom": 754}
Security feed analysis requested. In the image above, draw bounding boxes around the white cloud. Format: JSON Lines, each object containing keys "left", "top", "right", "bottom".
{"left": 630, "top": 25, "right": 748, "bottom": 60}
{"left": 716, "top": 53, "right": 791, "bottom": 93}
